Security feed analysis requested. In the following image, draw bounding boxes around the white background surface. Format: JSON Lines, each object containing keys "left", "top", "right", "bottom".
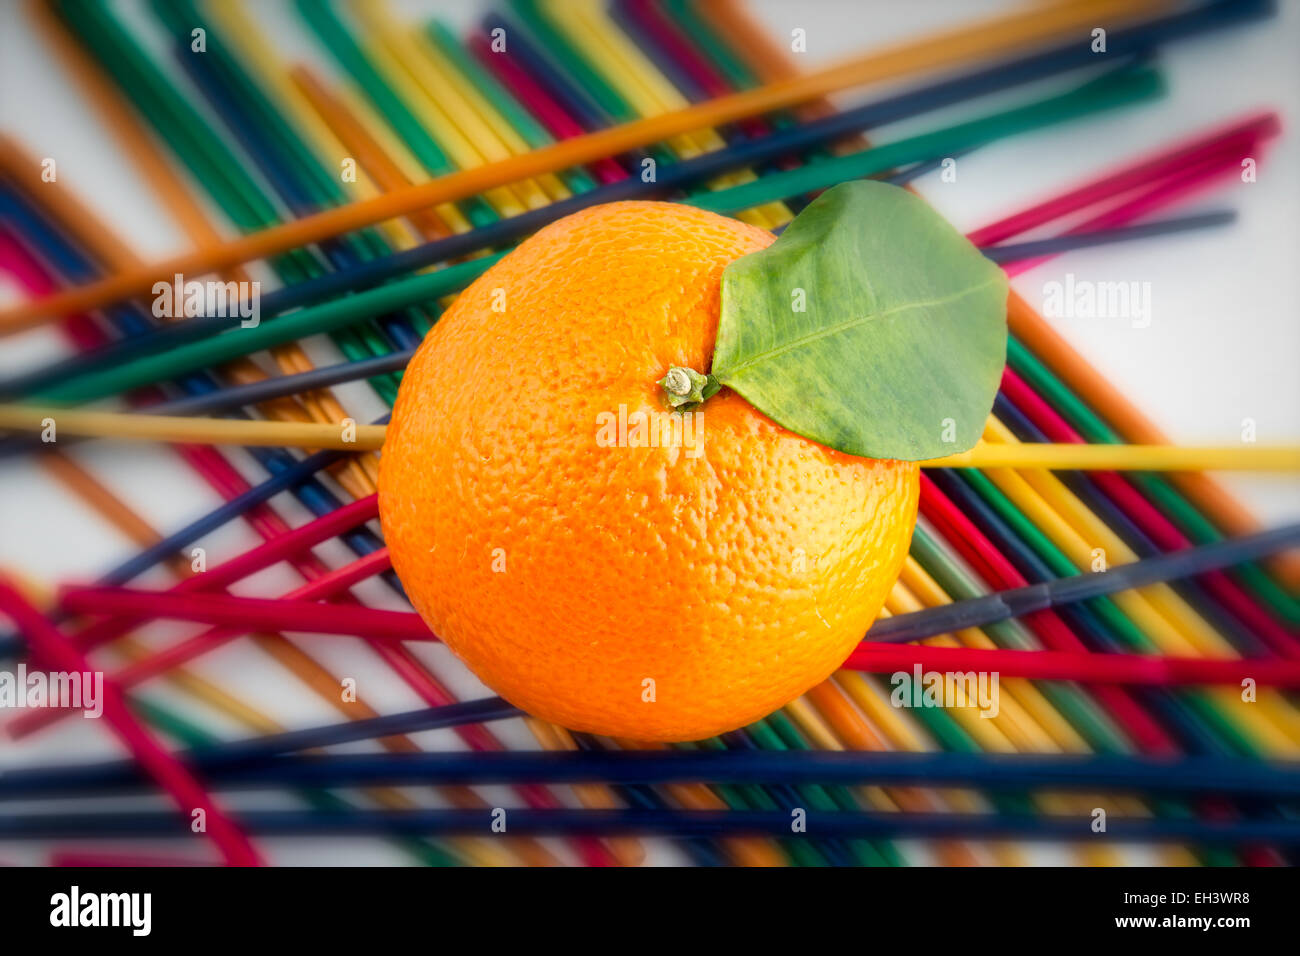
{"left": 1, "top": 1, "right": 1298, "bottom": 865}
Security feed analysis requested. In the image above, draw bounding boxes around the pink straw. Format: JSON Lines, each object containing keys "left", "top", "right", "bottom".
{"left": 967, "top": 111, "right": 1277, "bottom": 247}
{"left": 847, "top": 642, "right": 1300, "bottom": 687}
{"left": 999, "top": 145, "right": 1268, "bottom": 278}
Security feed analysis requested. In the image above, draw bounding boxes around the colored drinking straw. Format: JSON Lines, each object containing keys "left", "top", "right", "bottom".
{"left": 0, "top": 688, "right": 1266, "bottom": 806}
{"left": 4, "top": 575, "right": 458, "bottom": 867}
{"left": 0, "top": 578, "right": 263, "bottom": 866}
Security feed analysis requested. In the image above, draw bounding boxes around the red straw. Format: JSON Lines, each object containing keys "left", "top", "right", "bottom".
{"left": 0, "top": 229, "right": 102, "bottom": 349}
{"left": 0, "top": 578, "right": 262, "bottom": 866}
{"left": 57, "top": 574, "right": 430, "bottom": 641}
{"left": 999, "top": 144, "right": 1269, "bottom": 278}
{"left": 6, "top": 548, "right": 398, "bottom": 740}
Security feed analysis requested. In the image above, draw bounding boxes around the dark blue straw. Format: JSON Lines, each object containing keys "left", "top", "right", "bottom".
{"left": 979, "top": 210, "right": 1236, "bottom": 264}
{"left": 3, "top": 750, "right": 1298, "bottom": 800}
{"left": 4, "top": 807, "right": 1298, "bottom": 843}
{"left": 865, "top": 524, "right": 1300, "bottom": 644}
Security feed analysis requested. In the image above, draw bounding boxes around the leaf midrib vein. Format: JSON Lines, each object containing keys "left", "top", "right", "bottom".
{"left": 717, "top": 274, "right": 1003, "bottom": 379}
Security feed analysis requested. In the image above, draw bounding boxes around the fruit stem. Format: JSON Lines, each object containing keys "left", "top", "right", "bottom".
{"left": 659, "top": 366, "right": 721, "bottom": 410}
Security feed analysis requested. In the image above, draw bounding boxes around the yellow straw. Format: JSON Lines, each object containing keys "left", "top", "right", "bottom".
{"left": 926, "top": 442, "right": 1300, "bottom": 473}
{"left": 6, "top": 405, "right": 1297, "bottom": 471}
{"left": 0, "top": 406, "right": 386, "bottom": 450}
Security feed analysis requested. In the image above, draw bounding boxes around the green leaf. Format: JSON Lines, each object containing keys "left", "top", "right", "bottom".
{"left": 712, "top": 181, "right": 1007, "bottom": 460}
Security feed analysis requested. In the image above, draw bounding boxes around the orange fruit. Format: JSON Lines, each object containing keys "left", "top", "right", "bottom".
{"left": 380, "top": 201, "right": 919, "bottom": 742}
